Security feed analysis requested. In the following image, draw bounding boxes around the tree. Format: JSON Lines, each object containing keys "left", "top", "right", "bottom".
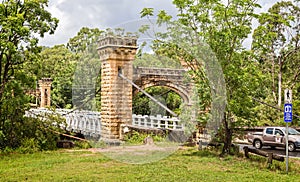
{"left": 0, "top": 0, "right": 58, "bottom": 149}
{"left": 252, "top": 0, "right": 300, "bottom": 108}
{"left": 133, "top": 53, "right": 182, "bottom": 68}
{"left": 141, "top": 0, "right": 264, "bottom": 155}
{"left": 67, "top": 27, "right": 103, "bottom": 55}
{"left": 0, "top": 0, "right": 58, "bottom": 98}
{"left": 67, "top": 27, "right": 103, "bottom": 110}
{"left": 37, "top": 45, "right": 77, "bottom": 108}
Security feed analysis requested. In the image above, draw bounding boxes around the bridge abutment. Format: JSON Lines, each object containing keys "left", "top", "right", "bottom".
{"left": 98, "top": 35, "right": 138, "bottom": 141}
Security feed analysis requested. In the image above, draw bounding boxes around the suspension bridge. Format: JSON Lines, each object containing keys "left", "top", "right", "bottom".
{"left": 25, "top": 108, "right": 184, "bottom": 138}
{"left": 28, "top": 33, "right": 195, "bottom": 142}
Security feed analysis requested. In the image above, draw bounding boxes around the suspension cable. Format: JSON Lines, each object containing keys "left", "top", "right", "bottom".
{"left": 118, "top": 72, "right": 178, "bottom": 117}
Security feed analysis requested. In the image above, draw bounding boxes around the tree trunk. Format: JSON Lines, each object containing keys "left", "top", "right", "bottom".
{"left": 272, "top": 56, "right": 277, "bottom": 102}
{"left": 278, "top": 58, "right": 282, "bottom": 107}
{"left": 221, "top": 112, "right": 232, "bottom": 155}
{"left": 278, "top": 71, "right": 282, "bottom": 106}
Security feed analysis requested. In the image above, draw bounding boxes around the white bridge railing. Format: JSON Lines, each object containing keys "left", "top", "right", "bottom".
{"left": 25, "top": 109, "right": 183, "bottom": 136}
{"left": 132, "top": 114, "right": 183, "bottom": 130}
{"left": 25, "top": 109, "right": 101, "bottom": 136}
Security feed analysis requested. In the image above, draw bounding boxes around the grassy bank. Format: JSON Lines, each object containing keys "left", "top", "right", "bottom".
{"left": 0, "top": 148, "right": 300, "bottom": 181}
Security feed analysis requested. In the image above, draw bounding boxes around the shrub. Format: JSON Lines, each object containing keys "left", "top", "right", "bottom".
{"left": 17, "top": 138, "right": 40, "bottom": 154}
{"left": 1, "top": 109, "right": 65, "bottom": 153}
{"left": 124, "top": 131, "right": 166, "bottom": 144}
{"left": 74, "top": 140, "right": 92, "bottom": 149}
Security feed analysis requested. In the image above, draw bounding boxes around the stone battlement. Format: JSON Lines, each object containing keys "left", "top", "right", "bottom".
{"left": 98, "top": 35, "right": 138, "bottom": 50}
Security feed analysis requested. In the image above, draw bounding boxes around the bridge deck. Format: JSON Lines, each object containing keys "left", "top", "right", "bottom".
{"left": 25, "top": 109, "right": 184, "bottom": 137}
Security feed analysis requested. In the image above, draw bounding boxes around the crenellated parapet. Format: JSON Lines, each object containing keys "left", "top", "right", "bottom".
{"left": 98, "top": 35, "right": 138, "bottom": 61}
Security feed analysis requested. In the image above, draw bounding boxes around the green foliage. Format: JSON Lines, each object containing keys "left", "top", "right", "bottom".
{"left": 123, "top": 131, "right": 165, "bottom": 144}
{"left": 0, "top": 80, "right": 31, "bottom": 149}
{"left": 17, "top": 138, "right": 40, "bottom": 154}
{"left": 123, "top": 131, "right": 145, "bottom": 144}
{"left": 251, "top": 0, "right": 300, "bottom": 125}
{"left": 140, "top": 8, "right": 154, "bottom": 18}
{"left": 252, "top": 0, "right": 300, "bottom": 108}
{"left": 157, "top": 10, "right": 172, "bottom": 25}
{"left": 67, "top": 27, "right": 103, "bottom": 110}
{"left": 133, "top": 87, "right": 182, "bottom": 116}
{"left": 133, "top": 53, "right": 182, "bottom": 68}
{"left": 1, "top": 115, "right": 63, "bottom": 152}
{"left": 67, "top": 27, "right": 103, "bottom": 55}
{"left": 26, "top": 27, "right": 104, "bottom": 110}
{"left": 0, "top": 0, "right": 58, "bottom": 96}
{"left": 74, "top": 141, "right": 92, "bottom": 149}
{"left": 28, "top": 45, "right": 78, "bottom": 108}
{"left": 140, "top": 0, "right": 264, "bottom": 155}
{"left": 0, "top": 0, "right": 59, "bottom": 151}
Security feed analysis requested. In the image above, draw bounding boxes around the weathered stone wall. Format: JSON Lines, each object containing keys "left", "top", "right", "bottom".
{"left": 98, "top": 35, "right": 138, "bottom": 140}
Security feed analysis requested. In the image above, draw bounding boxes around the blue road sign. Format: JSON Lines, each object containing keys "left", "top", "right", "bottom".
{"left": 284, "top": 103, "right": 292, "bottom": 122}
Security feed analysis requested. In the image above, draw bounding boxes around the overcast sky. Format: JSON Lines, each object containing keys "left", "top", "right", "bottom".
{"left": 39, "top": 0, "right": 280, "bottom": 47}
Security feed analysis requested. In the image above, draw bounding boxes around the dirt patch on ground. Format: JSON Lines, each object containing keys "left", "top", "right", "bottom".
{"left": 89, "top": 144, "right": 178, "bottom": 155}
{"left": 292, "top": 158, "right": 300, "bottom": 165}
{"left": 62, "top": 144, "right": 191, "bottom": 164}
{"left": 88, "top": 144, "right": 181, "bottom": 164}
{"left": 89, "top": 144, "right": 178, "bottom": 154}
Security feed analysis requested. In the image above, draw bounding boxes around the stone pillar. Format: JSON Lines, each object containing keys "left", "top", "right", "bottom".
{"left": 38, "top": 78, "right": 52, "bottom": 108}
{"left": 98, "top": 35, "right": 138, "bottom": 141}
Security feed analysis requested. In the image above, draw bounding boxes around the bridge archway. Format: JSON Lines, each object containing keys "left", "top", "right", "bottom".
{"left": 133, "top": 80, "right": 191, "bottom": 105}
{"left": 133, "top": 66, "right": 193, "bottom": 106}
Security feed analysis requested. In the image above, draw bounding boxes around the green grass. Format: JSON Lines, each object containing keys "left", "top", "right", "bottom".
{"left": 0, "top": 148, "right": 300, "bottom": 181}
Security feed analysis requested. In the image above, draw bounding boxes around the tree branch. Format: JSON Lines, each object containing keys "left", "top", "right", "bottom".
{"left": 252, "top": 97, "right": 300, "bottom": 119}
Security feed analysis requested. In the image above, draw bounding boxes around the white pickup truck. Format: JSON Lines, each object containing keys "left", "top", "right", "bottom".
{"left": 247, "top": 127, "right": 300, "bottom": 152}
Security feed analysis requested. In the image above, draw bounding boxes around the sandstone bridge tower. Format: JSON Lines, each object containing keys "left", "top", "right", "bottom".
{"left": 38, "top": 78, "right": 52, "bottom": 108}
{"left": 98, "top": 34, "right": 138, "bottom": 142}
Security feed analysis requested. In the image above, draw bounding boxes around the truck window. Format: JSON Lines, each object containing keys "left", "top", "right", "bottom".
{"left": 275, "top": 129, "right": 284, "bottom": 136}
{"left": 266, "top": 128, "right": 274, "bottom": 135}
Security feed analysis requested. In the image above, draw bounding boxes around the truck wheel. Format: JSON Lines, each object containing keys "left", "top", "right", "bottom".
{"left": 288, "top": 142, "right": 296, "bottom": 152}
{"left": 254, "top": 140, "right": 262, "bottom": 149}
